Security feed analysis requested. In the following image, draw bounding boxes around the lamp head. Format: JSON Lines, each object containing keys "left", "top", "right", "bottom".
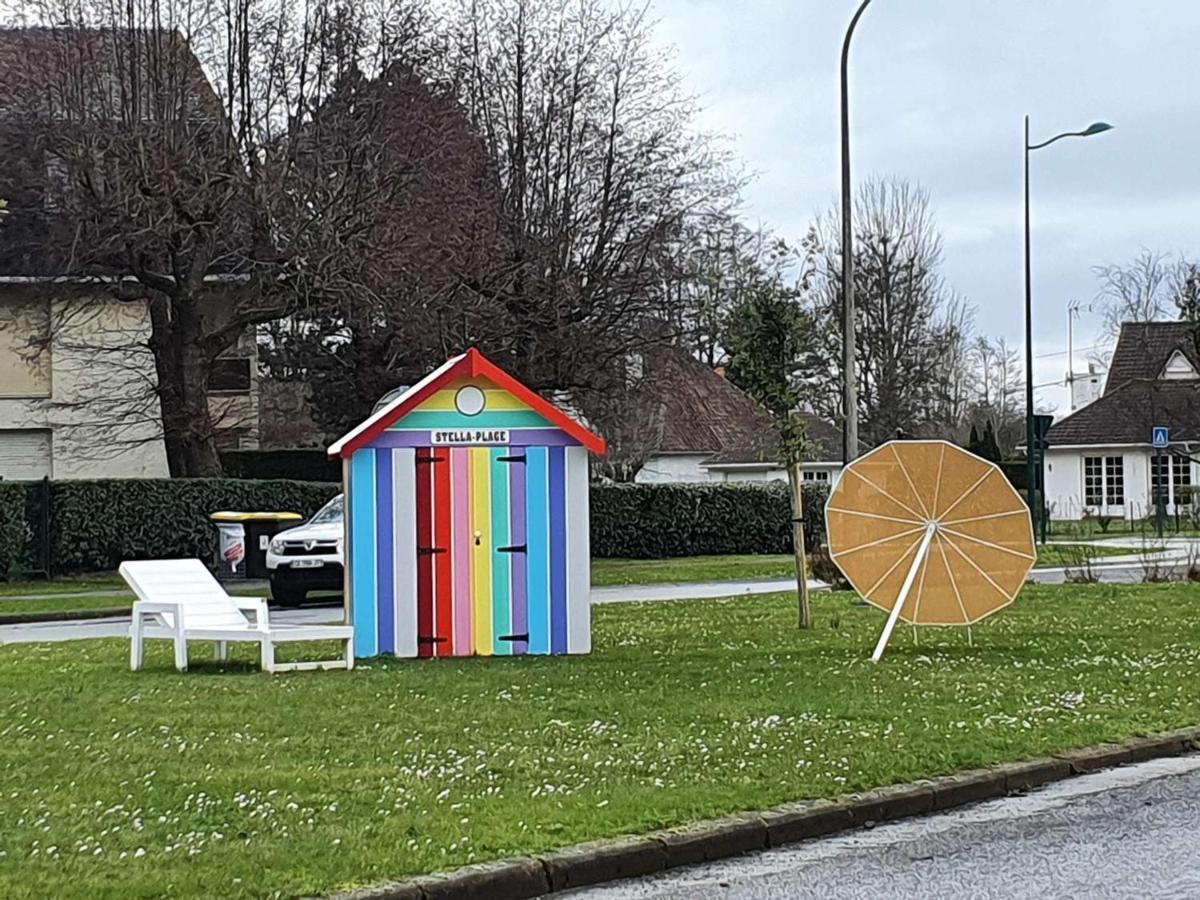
{"left": 1083, "top": 122, "right": 1114, "bottom": 136}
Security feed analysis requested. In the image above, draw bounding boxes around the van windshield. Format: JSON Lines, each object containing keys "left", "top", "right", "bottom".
{"left": 309, "top": 495, "right": 344, "bottom": 526}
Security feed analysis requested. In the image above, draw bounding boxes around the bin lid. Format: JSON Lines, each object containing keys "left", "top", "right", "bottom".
{"left": 210, "top": 511, "right": 304, "bottom": 523}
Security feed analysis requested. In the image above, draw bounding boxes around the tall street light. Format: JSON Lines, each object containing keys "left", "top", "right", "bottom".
{"left": 840, "top": 0, "right": 874, "bottom": 465}
{"left": 1025, "top": 118, "right": 1113, "bottom": 540}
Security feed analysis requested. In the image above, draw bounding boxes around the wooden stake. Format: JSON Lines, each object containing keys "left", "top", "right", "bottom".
{"left": 789, "top": 463, "right": 812, "bottom": 629}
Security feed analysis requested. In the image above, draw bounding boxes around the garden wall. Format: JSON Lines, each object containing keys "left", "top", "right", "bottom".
{"left": 3, "top": 478, "right": 830, "bottom": 576}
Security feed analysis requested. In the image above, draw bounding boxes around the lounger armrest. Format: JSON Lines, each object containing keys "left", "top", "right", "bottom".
{"left": 131, "top": 600, "right": 184, "bottom": 616}
{"left": 131, "top": 600, "right": 184, "bottom": 630}
{"left": 233, "top": 596, "right": 270, "bottom": 629}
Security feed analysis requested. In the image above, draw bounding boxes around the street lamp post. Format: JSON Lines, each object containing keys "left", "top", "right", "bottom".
{"left": 1024, "top": 117, "right": 1113, "bottom": 541}
{"left": 840, "top": 0, "right": 874, "bottom": 465}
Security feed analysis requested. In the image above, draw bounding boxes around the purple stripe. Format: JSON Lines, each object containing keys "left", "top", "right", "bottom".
{"left": 375, "top": 449, "right": 395, "bottom": 655}
{"left": 509, "top": 456, "right": 528, "bottom": 655}
{"left": 371, "top": 430, "right": 581, "bottom": 449}
{"left": 549, "top": 446, "right": 568, "bottom": 654}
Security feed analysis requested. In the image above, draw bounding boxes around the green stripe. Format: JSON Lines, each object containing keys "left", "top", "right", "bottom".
{"left": 390, "top": 410, "right": 551, "bottom": 430}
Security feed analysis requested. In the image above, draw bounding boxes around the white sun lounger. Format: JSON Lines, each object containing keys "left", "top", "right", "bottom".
{"left": 120, "top": 559, "right": 354, "bottom": 674}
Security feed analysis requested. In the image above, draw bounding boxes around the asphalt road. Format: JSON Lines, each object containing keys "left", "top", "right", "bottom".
{"left": 568, "top": 755, "right": 1200, "bottom": 900}
{"left": 0, "top": 579, "right": 819, "bottom": 644}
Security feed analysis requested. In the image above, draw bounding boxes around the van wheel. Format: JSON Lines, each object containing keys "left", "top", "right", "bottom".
{"left": 271, "top": 582, "right": 307, "bottom": 606}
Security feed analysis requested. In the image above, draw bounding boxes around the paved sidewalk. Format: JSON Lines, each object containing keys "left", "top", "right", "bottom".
{"left": 0, "top": 578, "right": 824, "bottom": 644}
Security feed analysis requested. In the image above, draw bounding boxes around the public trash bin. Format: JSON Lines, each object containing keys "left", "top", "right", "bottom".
{"left": 210, "top": 511, "right": 303, "bottom": 580}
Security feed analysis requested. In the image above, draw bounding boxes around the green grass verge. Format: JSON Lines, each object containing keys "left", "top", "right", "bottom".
{"left": 0, "top": 546, "right": 1166, "bottom": 618}
{"left": 2, "top": 584, "right": 1199, "bottom": 899}
{"left": 0, "top": 574, "right": 125, "bottom": 598}
{"left": 1034, "top": 543, "right": 1150, "bottom": 567}
{"left": 591, "top": 554, "right": 796, "bottom": 586}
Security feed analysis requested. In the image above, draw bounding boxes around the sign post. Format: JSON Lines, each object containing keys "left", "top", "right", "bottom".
{"left": 1152, "top": 427, "right": 1169, "bottom": 538}
{"left": 1032, "top": 414, "right": 1054, "bottom": 544}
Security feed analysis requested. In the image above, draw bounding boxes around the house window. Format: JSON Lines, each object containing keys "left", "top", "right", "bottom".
{"left": 802, "top": 470, "right": 830, "bottom": 482}
{"left": 1083, "top": 456, "right": 1104, "bottom": 506}
{"left": 1104, "top": 456, "right": 1124, "bottom": 506}
{"left": 209, "top": 357, "right": 252, "bottom": 394}
{"left": 1174, "top": 455, "right": 1192, "bottom": 505}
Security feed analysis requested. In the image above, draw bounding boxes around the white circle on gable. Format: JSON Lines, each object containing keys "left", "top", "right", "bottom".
{"left": 455, "top": 385, "right": 486, "bottom": 416}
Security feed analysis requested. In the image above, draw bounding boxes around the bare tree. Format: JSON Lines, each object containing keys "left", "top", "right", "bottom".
{"left": 0, "top": 1, "right": 441, "bottom": 474}
{"left": 802, "top": 177, "right": 966, "bottom": 448}
{"left": 1093, "top": 249, "right": 1197, "bottom": 336}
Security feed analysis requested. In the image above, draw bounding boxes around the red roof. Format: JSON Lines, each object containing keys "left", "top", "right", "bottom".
{"left": 328, "top": 348, "right": 607, "bottom": 458}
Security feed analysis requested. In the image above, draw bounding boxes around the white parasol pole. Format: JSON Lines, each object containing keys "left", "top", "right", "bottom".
{"left": 871, "top": 521, "right": 937, "bottom": 663}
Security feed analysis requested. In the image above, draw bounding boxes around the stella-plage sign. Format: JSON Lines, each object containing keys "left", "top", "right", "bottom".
{"left": 430, "top": 428, "right": 511, "bottom": 446}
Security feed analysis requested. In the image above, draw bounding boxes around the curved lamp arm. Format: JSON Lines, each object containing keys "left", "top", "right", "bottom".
{"left": 1028, "top": 121, "right": 1114, "bottom": 151}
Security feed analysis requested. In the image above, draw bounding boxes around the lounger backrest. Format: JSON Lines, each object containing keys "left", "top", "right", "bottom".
{"left": 119, "top": 559, "right": 250, "bottom": 629}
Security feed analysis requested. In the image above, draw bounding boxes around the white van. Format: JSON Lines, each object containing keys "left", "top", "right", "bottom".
{"left": 265, "top": 494, "right": 344, "bottom": 605}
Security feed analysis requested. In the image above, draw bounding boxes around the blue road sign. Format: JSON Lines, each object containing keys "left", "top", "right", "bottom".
{"left": 1152, "top": 427, "right": 1169, "bottom": 448}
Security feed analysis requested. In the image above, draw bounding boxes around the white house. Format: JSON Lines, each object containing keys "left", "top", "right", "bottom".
{"left": 1043, "top": 321, "right": 1200, "bottom": 521}
{"left": 629, "top": 346, "right": 842, "bottom": 486}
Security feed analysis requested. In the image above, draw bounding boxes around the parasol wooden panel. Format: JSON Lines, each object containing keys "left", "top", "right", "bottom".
{"left": 825, "top": 440, "right": 1035, "bottom": 628}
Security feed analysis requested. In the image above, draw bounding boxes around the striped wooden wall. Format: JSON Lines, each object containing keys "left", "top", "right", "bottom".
{"left": 346, "top": 441, "right": 591, "bottom": 659}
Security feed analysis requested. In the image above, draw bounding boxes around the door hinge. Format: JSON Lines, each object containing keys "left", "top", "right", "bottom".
{"left": 497, "top": 544, "right": 528, "bottom": 554}
{"left": 498, "top": 633, "right": 530, "bottom": 643}
{"left": 497, "top": 454, "right": 527, "bottom": 464}
{"left": 417, "top": 547, "right": 448, "bottom": 556}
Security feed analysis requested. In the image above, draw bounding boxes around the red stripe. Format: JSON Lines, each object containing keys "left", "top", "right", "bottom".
{"left": 433, "top": 448, "right": 454, "bottom": 656}
{"left": 415, "top": 453, "right": 434, "bottom": 659}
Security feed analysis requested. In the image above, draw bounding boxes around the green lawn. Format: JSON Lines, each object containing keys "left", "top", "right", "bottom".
{"left": 591, "top": 554, "right": 796, "bottom": 586}
{"left": 1035, "top": 543, "right": 1148, "bottom": 567}
{"left": 0, "top": 574, "right": 125, "bottom": 598}
{"left": 3, "top": 584, "right": 1199, "bottom": 899}
{"left": 0, "top": 547, "right": 1166, "bottom": 618}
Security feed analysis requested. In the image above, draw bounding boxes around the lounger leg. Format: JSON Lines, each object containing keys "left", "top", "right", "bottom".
{"left": 260, "top": 639, "right": 276, "bottom": 674}
{"left": 130, "top": 614, "right": 144, "bottom": 672}
{"left": 344, "top": 637, "right": 355, "bottom": 671}
{"left": 214, "top": 641, "right": 228, "bottom": 662}
{"left": 173, "top": 634, "right": 188, "bottom": 672}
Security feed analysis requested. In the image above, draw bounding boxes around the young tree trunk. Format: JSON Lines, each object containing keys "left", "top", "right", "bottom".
{"left": 788, "top": 463, "right": 812, "bottom": 629}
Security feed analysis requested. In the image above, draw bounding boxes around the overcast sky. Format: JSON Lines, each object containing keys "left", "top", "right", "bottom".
{"left": 646, "top": 0, "right": 1200, "bottom": 414}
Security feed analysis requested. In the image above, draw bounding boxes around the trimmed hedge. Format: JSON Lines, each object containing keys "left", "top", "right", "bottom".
{"left": 48, "top": 479, "right": 338, "bottom": 573}
{"left": 221, "top": 450, "right": 341, "bottom": 483}
{"left": 590, "top": 481, "right": 828, "bottom": 558}
{"left": 10, "top": 478, "right": 829, "bottom": 574}
{"left": 0, "top": 482, "right": 25, "bottom": 578}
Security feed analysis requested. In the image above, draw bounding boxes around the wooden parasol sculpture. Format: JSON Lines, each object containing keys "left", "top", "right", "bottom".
{"left": 825, "top": 440, "right": 1035, "bottom": 662}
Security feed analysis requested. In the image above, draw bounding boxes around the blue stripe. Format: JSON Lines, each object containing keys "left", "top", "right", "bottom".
{"left": 549, "top": 446, "right": 568, "bottom": 654}
{"left": 490, "top": 448, "right": 512, "bottom": 655}
{"left": 389, "top": 410, "right": 551, "bottom": 431}
{"left": 350, "top": 450, "right": 378, "bottom": 657}
{"left": 525, "top": 447, "right": 551, "bottom": 654}
{"left": 376, "top": 449, "right": 395, "bottom": 655}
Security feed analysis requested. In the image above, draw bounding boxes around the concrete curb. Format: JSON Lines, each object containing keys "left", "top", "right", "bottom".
{"left": 326, "top": 726, "right": 1200, "bottom": 900}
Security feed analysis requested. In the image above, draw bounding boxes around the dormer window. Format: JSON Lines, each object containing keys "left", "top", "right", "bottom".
{"left": 1161, "top": 350, "right": 1198, "bottom": 380}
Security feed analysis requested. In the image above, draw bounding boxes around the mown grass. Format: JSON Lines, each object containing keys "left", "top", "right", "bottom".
{"left": 2, "top": 584, "right": 1199, "bottom": 899}
{"left": 590, "top": 554, "right": 796, "bottom": 586}
{"left": 2, "top": 544, "right": 1148, "bottom": 617}
{"left": 1034, "top": 543, "right": 1151, "bottom": 567}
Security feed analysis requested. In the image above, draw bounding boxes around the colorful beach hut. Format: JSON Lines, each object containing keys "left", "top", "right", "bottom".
{"left": 327, "top": 349, "right": 607, "bottom": 660}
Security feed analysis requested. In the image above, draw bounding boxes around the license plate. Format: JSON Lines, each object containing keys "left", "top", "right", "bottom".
{"left": 291, "top": 559, "right": 325, "bottom": 569}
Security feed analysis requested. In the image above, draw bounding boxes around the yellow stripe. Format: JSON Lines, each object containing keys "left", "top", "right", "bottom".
{"left": 413, "top": 380, "right": 532, "bottom": 413}
{"left": 469, "top": 447, "right": 493, "bottom": 655}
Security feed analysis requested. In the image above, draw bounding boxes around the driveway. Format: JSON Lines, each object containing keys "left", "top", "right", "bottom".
{"left": 567, "top": 755, "right": 1200, "bottom": 899}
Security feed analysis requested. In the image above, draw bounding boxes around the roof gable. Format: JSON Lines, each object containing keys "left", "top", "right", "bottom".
{"left": 328, "top": 348, "right": 606, "bottom": 457}
{"left": 1104, "top": 321, "right": 1200, "bottom": 394}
